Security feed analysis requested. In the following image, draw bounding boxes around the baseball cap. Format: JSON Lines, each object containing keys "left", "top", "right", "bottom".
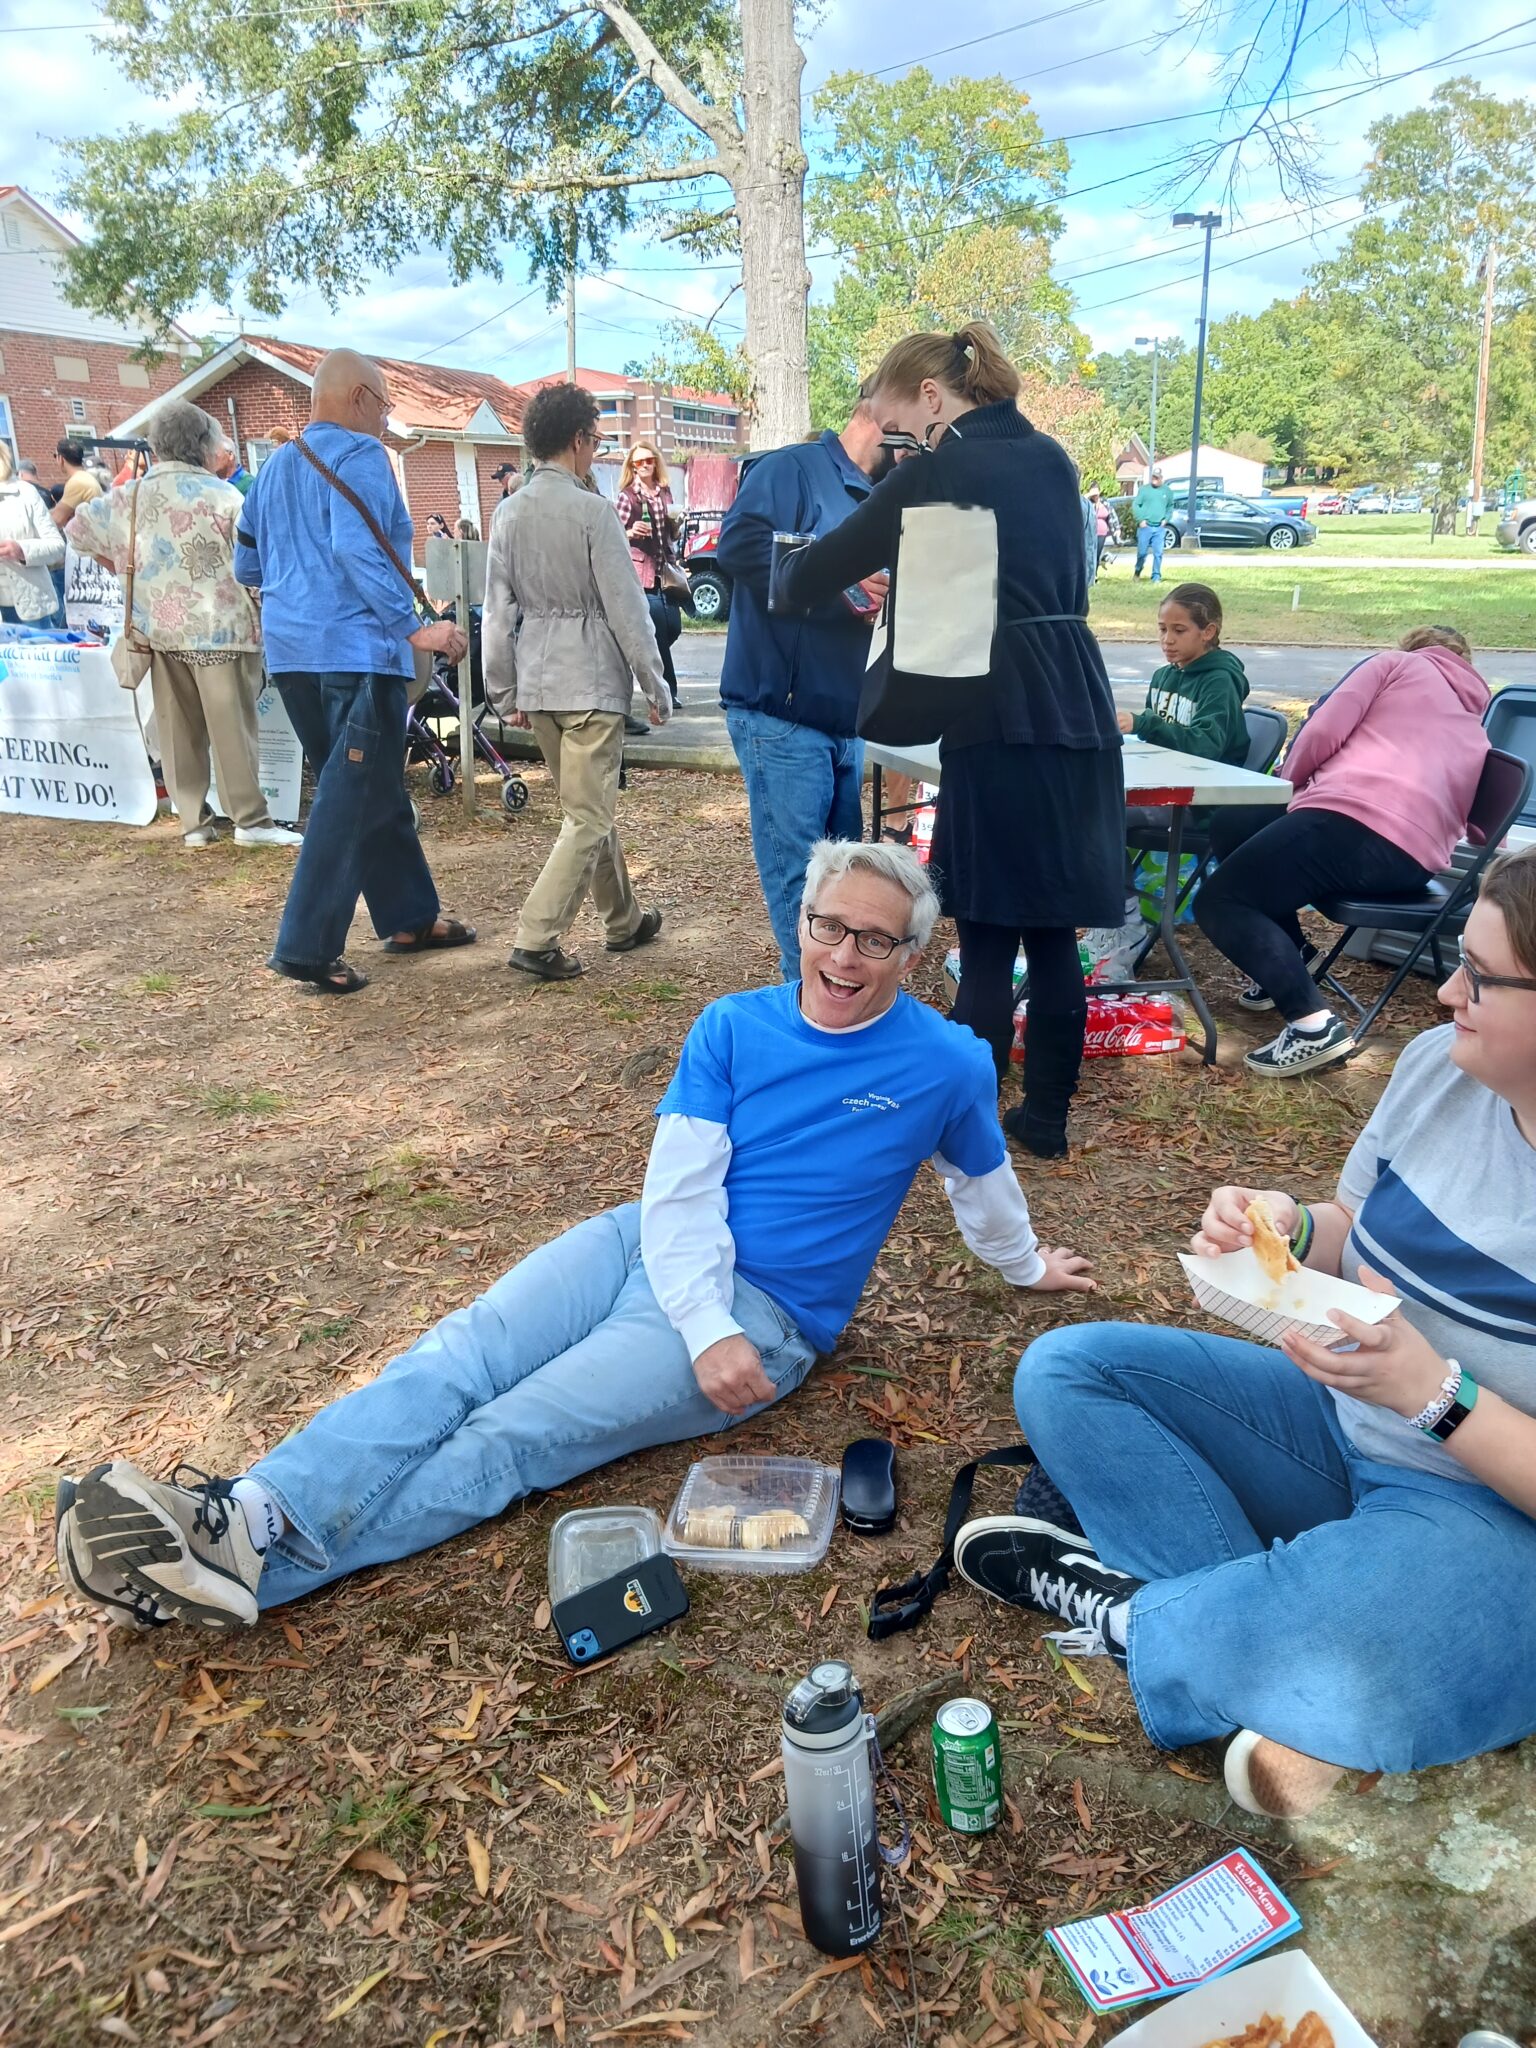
{"left": 492, "top": 462, "right": 517, "bottom": 479}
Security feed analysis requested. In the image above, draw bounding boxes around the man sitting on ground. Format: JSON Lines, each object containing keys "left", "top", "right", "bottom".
{"left": 57, "top": 842, "right": 1093, "bottom": 1631}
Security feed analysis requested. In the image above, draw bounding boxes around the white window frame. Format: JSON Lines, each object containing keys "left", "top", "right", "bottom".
{"left": 0, "top": 395, "right": 15, "bottom": 460}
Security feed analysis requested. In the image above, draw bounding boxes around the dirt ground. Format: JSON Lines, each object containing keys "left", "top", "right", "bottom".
{"left": 0, "top": 764, "right": 1447, "bottom": 2048}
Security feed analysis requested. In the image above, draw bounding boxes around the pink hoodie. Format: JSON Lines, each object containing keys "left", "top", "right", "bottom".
{"left": 1283, "top": 645, "right": 1491, "bottom": 872}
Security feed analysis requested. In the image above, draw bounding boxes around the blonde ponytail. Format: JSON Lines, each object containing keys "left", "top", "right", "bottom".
{"left": 866, "top": 318, "right": 1021, "bottom": 410}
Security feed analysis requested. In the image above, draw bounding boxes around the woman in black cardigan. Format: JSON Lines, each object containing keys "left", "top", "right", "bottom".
{"left": 777, "top": 322, "right": 1124, "bottom": 1156}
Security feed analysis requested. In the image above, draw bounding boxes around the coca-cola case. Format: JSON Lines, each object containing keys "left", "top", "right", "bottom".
{"left": 1011, "top": 994, "right": 1185, "bottom": 1062}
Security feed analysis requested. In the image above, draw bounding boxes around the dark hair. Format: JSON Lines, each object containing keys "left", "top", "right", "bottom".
{"left": 1160, "top": 582, "right": 1223, "bottom": 642}
{"left": 866, "top": 319, "right": 1021, "bottom": 410}
{"left": 1480, "top": 846, "right": 1536, "bottom": 979}
{"left": 56, "top": 438, "right": 86, "bottom": 467}
{"left": 523, "top": 383, "right": 600, "bottom": 463}
{"left": 1400, "top": 623, "right": 1472, "bottom": 660}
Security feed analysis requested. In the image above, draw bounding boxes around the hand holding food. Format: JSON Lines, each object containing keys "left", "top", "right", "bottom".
{"left": 1280, "top": 1264, "right": 1451, "bottom": 1417}
{"left": 1192, "top": 1186, "right": 1299, "bottom": 1259}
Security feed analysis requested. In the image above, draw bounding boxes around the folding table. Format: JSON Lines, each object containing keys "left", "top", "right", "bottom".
{"left": 866, "top": 737, "right": 1292, "bottom": 1064}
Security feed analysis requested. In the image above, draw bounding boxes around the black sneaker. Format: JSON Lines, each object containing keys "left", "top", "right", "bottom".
{"left": 1012, "top": 1462, "right": 1085, "bottom": 1537}
{"left": 607, "top": 907, "right": 663, "bottom": 954}
{"left": 953, "top": 1516, "right": 1140, "bottom": 1664}
{"left": 1244, "top": 1013, "right": 1353, "bottom": 1078}
{"left": 508, "top": 946, "right": 585, "bottom": 981}
{"left": 1238, "top": 944, "right": 1319, "bottom": 1012}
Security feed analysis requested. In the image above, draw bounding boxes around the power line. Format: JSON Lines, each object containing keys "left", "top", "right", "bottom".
{"left": 1073, "top": 208, "right": 1371, "bottom": 313}
{"left": 415, "top": 283, "right": 543, "bottom": 361}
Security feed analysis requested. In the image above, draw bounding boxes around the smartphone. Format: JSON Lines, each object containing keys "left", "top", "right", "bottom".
{"left": 841, "top": 582, "right": 883, "bottom": 619}
{"left": 552, "top": 1553, "right": 690, "bottom": 1666}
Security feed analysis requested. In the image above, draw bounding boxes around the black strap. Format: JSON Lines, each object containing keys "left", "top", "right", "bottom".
{"left": 866, "top": 1444, "right": 1035, "bottom": 1641}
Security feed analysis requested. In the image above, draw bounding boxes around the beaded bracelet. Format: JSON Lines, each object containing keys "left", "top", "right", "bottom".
{"left": 1288, "top": 1201, "right": 1315, "bottom": 1265}
{"left": 1407, "top": 1360, "right": 1463, "bottom": 1435}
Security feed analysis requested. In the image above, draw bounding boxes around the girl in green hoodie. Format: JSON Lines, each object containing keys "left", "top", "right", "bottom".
{"left": 1117, "top": 583, "right": 1250, "bottom": 763}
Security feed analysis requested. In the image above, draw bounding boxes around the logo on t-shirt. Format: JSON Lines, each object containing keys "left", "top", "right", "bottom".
{"left": 842, "top": 1092, "right": 901, "bottom": 1113}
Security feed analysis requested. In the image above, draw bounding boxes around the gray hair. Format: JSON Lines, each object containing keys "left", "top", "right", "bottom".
{"left": 147, "top": 399, "right": 221, "bottom": 468}
{"left": 800, "top": 839, "right": 941, "bottom": 951}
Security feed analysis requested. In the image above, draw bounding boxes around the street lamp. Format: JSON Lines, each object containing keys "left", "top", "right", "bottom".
{"left": 1172, "top": 210, "right": 1222, "bottom": 551}
{"left": 1135, "top": 334, "right": 1160, "bottom": 478}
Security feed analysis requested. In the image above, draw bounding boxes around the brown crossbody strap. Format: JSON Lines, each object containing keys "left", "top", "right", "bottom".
{"left": 293, "top": 432, "right": 427, "bottom": 616}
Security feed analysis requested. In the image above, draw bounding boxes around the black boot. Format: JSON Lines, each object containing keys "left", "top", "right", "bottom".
{"left": 1002, "top": 1010, "right": 1084, "bottom": 1158}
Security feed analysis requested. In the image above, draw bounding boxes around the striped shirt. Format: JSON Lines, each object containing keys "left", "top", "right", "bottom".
{"left": 1336, "top": 1023, "right": 1536, "bottom": 1478}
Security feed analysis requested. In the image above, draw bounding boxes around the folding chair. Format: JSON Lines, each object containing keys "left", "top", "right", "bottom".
{"left": 1127, "top": 704, "right": 1291, "bottom": 950}
{"left": 1484, "top": 684, "right": 1536, "bottom": 819}
{"left": 1312, "top": 747, "right": 1534, "bottom": 1043}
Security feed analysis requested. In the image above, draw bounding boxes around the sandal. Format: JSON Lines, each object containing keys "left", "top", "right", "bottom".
{"left": 267, "top": 954, "right": 369, "bottom": 995}
{"left": 382, "top": 917, "right": 477, "bottom": 954}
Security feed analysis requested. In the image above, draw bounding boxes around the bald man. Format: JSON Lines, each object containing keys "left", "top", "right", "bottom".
{"left": 236, "top": 350, "right": 475, "bottom": 993}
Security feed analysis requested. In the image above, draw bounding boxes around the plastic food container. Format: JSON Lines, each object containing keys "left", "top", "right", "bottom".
{"left": 546, "top": 1505, "right": 662, "bottom": 1607}
{"left": 662, "top": 1455, "right": 840, "bottom": 1575}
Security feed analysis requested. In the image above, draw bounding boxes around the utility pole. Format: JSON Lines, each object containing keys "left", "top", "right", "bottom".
{"left": 1136, "top": 334, "right": 1160, "bottom": 477}
{"left": 1173, "top": 211, "right": 1222, "bottom": 552}
{"left": 1468, "top": 242, "right": 1497, "bottom": 537}
{"left": 565, "top": 265, "right": 577, "bottom": 383}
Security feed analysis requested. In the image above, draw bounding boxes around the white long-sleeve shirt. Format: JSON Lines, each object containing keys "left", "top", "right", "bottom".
{"left": 641, "top": 1113, "right": 1045, "bottom": 1360}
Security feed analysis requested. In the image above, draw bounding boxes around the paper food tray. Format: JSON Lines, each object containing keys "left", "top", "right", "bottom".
{"left": 1108, "top": 1951, "right": 1376, "bottom": 2047}
{"left": 1179, "top": 1248, "right": 1399, "bottom": 1348}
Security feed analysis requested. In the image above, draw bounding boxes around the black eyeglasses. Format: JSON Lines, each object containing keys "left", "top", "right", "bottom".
{"left": 804, "top": 911, "right": 913, "bottom": 960}
{"left": 1456, "top": 937, "right": 1536, "bottom": 1003}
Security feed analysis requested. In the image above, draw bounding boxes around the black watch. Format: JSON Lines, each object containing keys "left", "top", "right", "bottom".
{"left": 1427, "top": 1391, "right": 1477, "bottom": 1442}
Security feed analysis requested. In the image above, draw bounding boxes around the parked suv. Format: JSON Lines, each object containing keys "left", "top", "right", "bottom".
{"left": 1496, "top": 499, "right": 1536, "bottom": 556}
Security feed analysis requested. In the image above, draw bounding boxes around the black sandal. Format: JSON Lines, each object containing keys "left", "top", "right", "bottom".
{"left": 382, "top": 917, "right": 477, "bottom": 954}
{"left": 267, "top": 954, "right": 369, "bottom": 995}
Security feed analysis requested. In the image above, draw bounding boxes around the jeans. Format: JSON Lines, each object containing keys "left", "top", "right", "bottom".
{"left": 271, "top": 670, "right": 438, "bottom": 969}
{"left": 647, "top": 591, "right": 682, "bottom": 700}
{"left": 1015, "top": 1322, "right": 1536, "bottom": 1772}
{"left": 1196, "top": 804, "right": 1430, "bottom": 1020}
{"left": 251, "top": 1204, "right": 816, "bottom": 1607}
{"left": 0, "top": 601, "right": 64, "bottom": 628}
{"left": 1134, "top": 523, "right": 1165, "bottom": 579}
{"left": 725, "top": 705, "right": 865, "bottom": 979}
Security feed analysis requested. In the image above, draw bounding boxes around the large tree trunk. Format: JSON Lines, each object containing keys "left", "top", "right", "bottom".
{"left": 736, "top": 0, "right": 810, "bottom": 449}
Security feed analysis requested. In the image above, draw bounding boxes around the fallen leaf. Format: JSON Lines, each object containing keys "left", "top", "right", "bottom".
{"left": 1060, "top": 1657, "right": 1096, "bottom": 1697}
{"left": 0, "top": 1887, "right": 105, "bottom": 1945}
{"left": 819, "top": 1585, "right": 839, "bottom": 1619}
{"left": 533, "top": 1597, "right": 552, "bottom": 1631}
{"left": 642, "top": 1902, "right": 677, "bottom": 1961}
{"left": 322, "top": 1967, "right": 391, "bottom": 2022}
{"left": 1061, "top": 1725, "right": 1117, "bottom": 1745}
{"left": 1071, "top": 1778, "right": 1093, "bottom": 1833}
{"left": 347, "top": 1848, "right": 409, "bottom": 1884}
{"left": 465, "top": 1828, "right": 491, "bottom": 1898}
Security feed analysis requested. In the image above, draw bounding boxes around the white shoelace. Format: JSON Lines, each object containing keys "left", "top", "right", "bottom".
{"left": 1027, "top": 1564, "right": 1122, "bottom": 1639}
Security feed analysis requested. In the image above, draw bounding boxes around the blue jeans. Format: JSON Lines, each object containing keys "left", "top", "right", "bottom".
{"left": 1134, "top": 523, "right": 1165, "bottom": 579}
{"left": 725, "top": 705, "right": 865, "bottom": 979}
{"left": 251, "top": 1204, "right": 816, "bottom": 1608}
{"left": 1015, "top": 1322, "right": 1536, "bottom": 1772}
{"left": 271, "top": 670, "right": 438, "bottom": 969}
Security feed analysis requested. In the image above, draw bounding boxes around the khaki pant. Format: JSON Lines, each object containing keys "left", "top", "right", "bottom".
{"left": 516, "top": 708, "right": 641, "bottom": 952}
{"left": 151, "top": 651, "right": 272, "bottom": 836}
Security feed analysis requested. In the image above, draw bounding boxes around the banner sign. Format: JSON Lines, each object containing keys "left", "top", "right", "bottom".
{"left": 131, "top": 664, "right": 304, "bottom": 825}
{"left": 63, "top": 546, "right": 125, "bottom": 634}
{"left": 0, "top": 639, "right": 158, "bottom": 826}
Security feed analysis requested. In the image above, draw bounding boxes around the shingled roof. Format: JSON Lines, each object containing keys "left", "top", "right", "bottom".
{"left": 249, "top": 337, "right": 526, "bottom": 433}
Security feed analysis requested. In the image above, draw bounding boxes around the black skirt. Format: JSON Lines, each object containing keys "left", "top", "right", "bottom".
{"left": 928, "top": 740, "right": 1125, "bottom": 928}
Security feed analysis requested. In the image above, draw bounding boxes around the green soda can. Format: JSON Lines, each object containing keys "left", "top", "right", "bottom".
{"left": 931, "top": 1698, "right": 1001, "bottom": 1834}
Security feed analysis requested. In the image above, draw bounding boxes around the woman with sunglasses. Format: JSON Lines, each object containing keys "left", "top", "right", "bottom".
{"left": 952, "top": 845, "right": 1536, "bottom": 1820}
{"left": 774, "top": 322, "right": 1124, "bottom": 1158}
{"left": 616, "top": 444, "right": 684, "bottom": 707}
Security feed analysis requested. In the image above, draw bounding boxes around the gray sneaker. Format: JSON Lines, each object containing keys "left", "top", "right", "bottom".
{"left": 69, "top": 1461, "right": 264, "bottom": 1629}
{"left": 55, "top": 1476, "right": 169, "bottom": 1630}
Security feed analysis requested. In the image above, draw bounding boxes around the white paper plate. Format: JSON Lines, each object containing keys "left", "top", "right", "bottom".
{"left": 1179, "top": 1248, "right": 1399, "bottom": 1348}
{"left": 1110, "top": 1951, "right": 1377, "bottom": 2047}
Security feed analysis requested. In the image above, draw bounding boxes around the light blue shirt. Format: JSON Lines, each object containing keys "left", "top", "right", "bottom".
{"left": 235, "top": 424, "right": 420, "bottom": 677}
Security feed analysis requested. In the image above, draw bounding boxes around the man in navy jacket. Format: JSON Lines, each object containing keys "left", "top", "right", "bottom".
{"left": 716, "top": 404, "right": 888, "bottom": 977}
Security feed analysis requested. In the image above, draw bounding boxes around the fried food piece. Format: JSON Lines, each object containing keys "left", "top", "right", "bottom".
{"left": 1247, "top": 1198, "right": 1300, "bottom": 1286}
{"left": 738, "top": 1509, "right": 811, "bottom": 1551}
{"left": 1286, "top": 2011, "right": 1335, "bottom": 2048}
{"left": 679, "top": 1507, "right": 812, "bottom": 1551}
{"left": 1199, "top": 2017, "right": 1285, "bottom": 2048}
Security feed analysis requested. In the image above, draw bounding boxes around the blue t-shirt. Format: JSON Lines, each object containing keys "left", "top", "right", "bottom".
{"left": 656, "top": 984, "right": 1004, "bottom": 1353}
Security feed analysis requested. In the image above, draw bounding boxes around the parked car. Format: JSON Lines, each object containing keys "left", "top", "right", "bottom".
{"left": 1164, "top": 494, "right": 1317, "bottom": 550}
{"left": 1351, "top": 489, "right": 1392, "bottom": 514}
{"left": 1259, "top": 490, "right": 1311, "bottom": 519}
{"left": 1313, "top": 492, "right": 1348, "bottom": 515}
{"left": 1391, "top": 491, "right": 1423, "bottom": 514}
{"left": 1496, "top": 499, "right": 1536, "bottom": 555}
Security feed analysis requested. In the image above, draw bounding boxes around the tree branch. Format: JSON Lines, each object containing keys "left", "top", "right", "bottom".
{"left": 591, "top": 0, "right": 741, "bottom": 161}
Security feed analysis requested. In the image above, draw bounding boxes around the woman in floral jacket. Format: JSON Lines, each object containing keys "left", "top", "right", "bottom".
{"left": 68, "top": 400, "right": 299, "bottom": 847}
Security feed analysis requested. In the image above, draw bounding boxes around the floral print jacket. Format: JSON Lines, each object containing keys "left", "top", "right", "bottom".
{"left": 65, "top": 462, "right": 261, "bottom": 652}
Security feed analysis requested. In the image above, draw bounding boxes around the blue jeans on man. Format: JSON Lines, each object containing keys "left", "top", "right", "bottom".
{"left": 250, "top": 1204, "right": 816, "bottom": 1606}
{"left": 1134, "top": 521, "right": 1165, "bottom": 581}
{"left": 1015, "top": 1321, "right": 1536, "bottom": 1772}
{"left": 271, "top": 669, "right": 439, "bottom": 969}
{"left": 724, "top": 706, "right": 864, "bottom": 978}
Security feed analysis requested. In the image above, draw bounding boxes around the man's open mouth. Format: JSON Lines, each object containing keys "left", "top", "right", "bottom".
{"left": 818, "top": 969, "right": 864, "bottom": 1002}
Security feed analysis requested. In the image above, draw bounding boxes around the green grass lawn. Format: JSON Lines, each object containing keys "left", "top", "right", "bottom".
{"left": 1301, "top": 512, "right": 1506, "bottom": 558}
{"left": 1090, "top": 558, "right": 1536, "bottom": 648}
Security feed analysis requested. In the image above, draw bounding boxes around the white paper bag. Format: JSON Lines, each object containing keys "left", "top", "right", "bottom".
{"left": 891, "top": 502, "right": 997, "bottom": 677}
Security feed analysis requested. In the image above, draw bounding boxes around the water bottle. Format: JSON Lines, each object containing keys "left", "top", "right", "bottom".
{"left": 781, "top": 1661, "right": 882, "bottom": 1957}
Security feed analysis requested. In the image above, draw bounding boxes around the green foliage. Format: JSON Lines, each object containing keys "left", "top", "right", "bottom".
{"left": 627, "top": 320, "right": 752, "bottom": 409}
{"left": 58, "top": 0, "right": 744, "bottom": 336}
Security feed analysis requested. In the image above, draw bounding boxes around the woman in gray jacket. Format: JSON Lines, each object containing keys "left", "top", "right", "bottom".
{"left": 484, "top": 383, "right": 671, "bottom": 981}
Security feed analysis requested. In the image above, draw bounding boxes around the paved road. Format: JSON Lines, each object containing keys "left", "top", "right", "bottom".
{"left": 645, "top": 634, "right": 1536, "bottom": 761}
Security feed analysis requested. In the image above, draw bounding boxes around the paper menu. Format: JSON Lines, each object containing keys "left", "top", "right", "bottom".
{"left": 1048, "top": 1851, "right": 1301, "bottom": 2013}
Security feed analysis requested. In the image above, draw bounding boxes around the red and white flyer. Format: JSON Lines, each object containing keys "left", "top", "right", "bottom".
{"left": 1047, "top": 1851, "right": 1301, "bottom": 2013}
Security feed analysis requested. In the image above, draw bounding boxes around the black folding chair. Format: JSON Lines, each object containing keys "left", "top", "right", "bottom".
{"left": 1127, "top": 704, "right": 1291, "bottom": 953}
{"left": 1484, "top": 684, "right": 1536, "bottom": 820}
{"left": 1312, "top": 746, "right": 1534, "bottom": 1043}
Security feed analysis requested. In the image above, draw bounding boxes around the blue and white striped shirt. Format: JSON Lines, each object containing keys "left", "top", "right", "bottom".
{"left": 1337, "top": 1023, "right": 1536, "bottom": 1478}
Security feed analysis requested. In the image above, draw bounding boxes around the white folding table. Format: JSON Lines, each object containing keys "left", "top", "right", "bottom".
{"left": 866, "top": 736, "right": 1291, "bottom": 1064}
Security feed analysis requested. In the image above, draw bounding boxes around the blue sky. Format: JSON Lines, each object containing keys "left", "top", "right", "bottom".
{"left": 4, "top": 0, "right": 1536, "bottom": 382}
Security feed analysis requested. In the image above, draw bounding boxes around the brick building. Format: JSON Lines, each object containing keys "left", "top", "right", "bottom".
{"left": 113, "top": 334, "right": 527, "bottom": 549}
{"left": 510, "top": 366, "right": 743, "bottom": 460}
{"left": 0, "top": 185, "right": 197, "bottom": 474}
